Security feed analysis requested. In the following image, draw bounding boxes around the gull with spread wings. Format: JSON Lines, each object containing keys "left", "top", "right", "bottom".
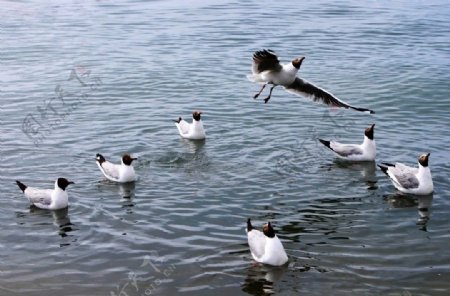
{"left": 247, "top": 49, "right": 375, "bottom": 114}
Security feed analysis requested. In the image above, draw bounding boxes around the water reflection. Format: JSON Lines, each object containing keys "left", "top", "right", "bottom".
{"left": 119, "top": 182, "right": 137, "bottom": 214}
{"left": 384, "top": 193, "right": 434, "bottom": 231}
{"left": 331, "top": 160, "right": 378, "bottom": 189}
{"left": 417, "top": 195, "right": 433, "bottom": 231}
{"left": 97, "top": 179, "right": 136, "bottom": 199}
{"left": 180, "top": 138, "right": 206, "bottom": 158}
{"left": 119, "top": 181, "right": 136, "bottom": 199}
{"left": 241, "top": 263, "right": 287, "bottom": 296}
{"left": 296, "top": 196, "right": 360, "bottom": 240}
{"left": 179, "top": 139, "right": 209, "bottom": 171}
{"left": 29, "top": 206, "right": 74, "bottom": 238}
{"left": 158, "top": 139, "right": 206, "bottom": 167}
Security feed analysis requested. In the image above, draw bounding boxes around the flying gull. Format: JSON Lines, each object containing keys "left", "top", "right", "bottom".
{"left": 247, "top": 49, "right": 375, "bottom": 114}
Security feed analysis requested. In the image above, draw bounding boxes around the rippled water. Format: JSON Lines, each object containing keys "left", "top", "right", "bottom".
{"left": 1, "top": 1, "right": 449, "bottom": 295}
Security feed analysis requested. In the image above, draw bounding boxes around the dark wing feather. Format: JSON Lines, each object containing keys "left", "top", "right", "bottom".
{"left": 252, "top": 49, "right": 282, "bottom": 74}
{"left": 285, "top": 78, "right": 375, "bottom": 114}
{"left": 394, "top": 172, "right": 420, "bottom": 189}
{"left": 336, "top": 146, "right": 363, "bottom": 157}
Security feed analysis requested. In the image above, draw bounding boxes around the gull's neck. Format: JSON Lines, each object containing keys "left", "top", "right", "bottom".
{"left": 283, "top": 62, "right": 299, "bottom": 74}
{"left": 362, "top": 135, "right": 375, "bottom": 147}
{"left": 54, "top": 180, "right": 63, "bottom": 192}
{"left": 418, "top": 163, "right": 430, "bottom": 175}
{"left": 417, "top": 163, "right": 433, "bottom": 192}
{"left": 51, "top": 181, "right": 69, "bottom": 208}
{"left": 193, "top": 119, "right": 203, "bottom": 128}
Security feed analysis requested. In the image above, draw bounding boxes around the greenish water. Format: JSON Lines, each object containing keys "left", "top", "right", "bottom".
{"left": 1, "top": 1, "right": 449, "bottom": 295}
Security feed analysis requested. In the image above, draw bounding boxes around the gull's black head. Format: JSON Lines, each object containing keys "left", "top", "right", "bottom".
{"left": 192, "top": 111, "right": 202, "bottom": 121}
{"left": 263, "top": 222, "right": 276, "bottom": 238}
{"left": 292, "top": 56, "right": 305, "bottom": 69}
{"left": 122, "top": 154, "right": 137, "bottom": 166}
{"left": 418, "top": 153, "right": 430, "bottom": 167}
{"left": 57, "top": 178, "right": 74, "bottom": 191}
{"left": 96, "top": 153, "right": 106, "bottom": 164}
{"left": 364, "top": 124, "right": 375, "bottom": 140}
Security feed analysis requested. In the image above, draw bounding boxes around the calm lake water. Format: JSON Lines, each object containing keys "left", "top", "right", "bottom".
{"left": 1, "top": 1, "right": 449, "bottom": 295}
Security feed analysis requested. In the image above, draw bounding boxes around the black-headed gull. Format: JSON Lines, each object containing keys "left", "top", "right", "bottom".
{"left": 15, "top": 178, "right": 74, "bottom": 210}
{"left": 95, "top": 154, "right": 137, "bottom": 183}
{"left": 378, "top": 153, "right": 433, "bottom": 195}
{"left": 174, "top": 111, "right": 206, "bottom": 140}
{"left": 319, "top": 124, "right": 376, "bottom": 161}
{"left": 246, "top": 219, "right": 288, "bottom": 266}
{"left": 248, "top": 49, "right": 374, "bottom": 113}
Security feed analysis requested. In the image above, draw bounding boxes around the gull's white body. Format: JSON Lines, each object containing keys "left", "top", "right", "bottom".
{"left": 175, "top": 118, "right": 205, "bottom": 140}
{"left": 320, "top": 124, "right": 376, "bottom": 162}
{"left": 248, "top": 62, "right": 298, "bottom": 86}
{"left": 246, "top": 227, "right": 288, "bottom": 266}
{"left": 383, "top": 162, "right": 433, "bottom": 195}
{"left": 21, "top": 180, "right": 69, "bottom": 210}
{"left": 328, "top": 136, "right": 376, "bottom": 161}
{"left": 96, "top": 158, "right": 136, "bottom": 183}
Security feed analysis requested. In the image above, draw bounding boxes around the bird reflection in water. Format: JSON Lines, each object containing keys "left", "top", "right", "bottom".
{"left": 97, "top": 178, "right": 136, "bottom": 199}
{"left": 180, "top": 138, "right": 206, "bottom": 160}
{"left": 384, "top": 193, "right": 433, "bottom": 231}
{"left": 118, "top": 182, "right": 137, "bottom": 214}
{"left": 416, "top": 195, "right": 433, "bottom": 231}
{"left": 160, "top": 138, "right": 207, "bottom": 168}
{"left": 178, "top": 138, "right": 209, "bottom": 174}
{"left": 119, "top": 181, "right": 136, "bottom": 199}
{"left": 326, "top": 160, "right": 378, "bottom": 190}
{"left": 29, "top": 206, "right": 74, "bottom": 238}
{"left": 241, "top": 263, "right": 287, "bottom": 296}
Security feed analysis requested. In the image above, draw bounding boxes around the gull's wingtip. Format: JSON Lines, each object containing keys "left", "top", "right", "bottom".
{"left": 318, "top": 139, "right": 331, "bottom": 148}
{"left": 247, "top": 218, "right": 253, "bottom": 232}
{"left": 377, "top": 163, "right": 390, "bottom": 175}
{"left": 16, "top": 180, "right": 27, "bottom": 193}
{"left": 349, "top": 106, "right": 375, "bottom": 114}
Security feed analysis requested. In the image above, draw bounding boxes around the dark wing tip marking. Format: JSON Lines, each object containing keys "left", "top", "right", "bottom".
{"left": 252, "top": 49, "right": 281, "bottom": 73}
{"left": 318, "top": 139, "right": 331, "bottom": 149}
{"left": 253, "top": 49, "right": 277, "bottom": 58}
{"left": 16, "top": 180, "right": 27, "bottom": 192}
{"left": 377, "top": 163, "right": 391, "bottom": 175}
{"left": 247, "top": 218, "right": 253, "bottom": 232}
{"left": 253, "top": 50, "right": 279, "bottom": 62}
{"left": 286, "top": 78, "right": 375, "bottom": 114}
